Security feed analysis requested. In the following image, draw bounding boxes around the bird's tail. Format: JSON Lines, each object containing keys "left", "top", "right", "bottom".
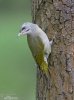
{"left": 40, "top": 61, "right": 50, "bottom": 89}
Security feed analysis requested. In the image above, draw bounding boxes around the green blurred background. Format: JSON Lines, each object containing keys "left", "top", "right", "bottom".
{"left": 0, "top": 0, "right": 35, "bottom": 100}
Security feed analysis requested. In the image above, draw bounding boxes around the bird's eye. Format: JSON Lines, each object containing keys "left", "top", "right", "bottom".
{"left": 22, "top": 27, "right": 26, "bottom": 30}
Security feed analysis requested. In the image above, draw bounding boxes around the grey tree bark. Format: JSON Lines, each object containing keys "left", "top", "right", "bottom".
{"left": 31, "top": 0, "right": 74, "bottom": 100}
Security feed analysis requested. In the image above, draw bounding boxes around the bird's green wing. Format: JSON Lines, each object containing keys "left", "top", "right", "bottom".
{"left": 27, "top": 35, "right": 44, "bottom": 66}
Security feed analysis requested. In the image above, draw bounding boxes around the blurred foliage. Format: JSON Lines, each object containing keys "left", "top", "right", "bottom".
{"left": 0, "top": 0, "right": 30, "bottom": 13}
{"left": 0, "top": 0, "right": 35, "bottom": 100}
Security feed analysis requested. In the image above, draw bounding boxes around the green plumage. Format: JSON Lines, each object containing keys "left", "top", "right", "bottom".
{"left": 27, "top": 35, "right": 50, "bottom": 88}
{"left": 27, "top": 35, "right": 44, "bottom": 67}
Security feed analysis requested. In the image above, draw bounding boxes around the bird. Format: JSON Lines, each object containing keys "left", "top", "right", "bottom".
{"left": 18, "top": 22, "right": 52, "bottom": 89}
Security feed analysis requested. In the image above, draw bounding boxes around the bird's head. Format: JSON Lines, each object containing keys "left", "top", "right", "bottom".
{"left": 18, "top": 22, "right": 38, "bottom": 37}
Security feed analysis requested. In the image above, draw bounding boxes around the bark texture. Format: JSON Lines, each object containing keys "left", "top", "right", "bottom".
{"left": 31, "top": 0, "right": 74, "bottom": 100}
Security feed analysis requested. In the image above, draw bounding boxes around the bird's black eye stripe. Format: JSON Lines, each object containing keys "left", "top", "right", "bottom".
{"left": 22, "top": 27, "right": 26, "bottom": 30}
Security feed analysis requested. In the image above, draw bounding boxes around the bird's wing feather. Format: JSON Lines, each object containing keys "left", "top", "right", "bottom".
{"left": 27, "top": 35, "right": 44, "bottom": 66}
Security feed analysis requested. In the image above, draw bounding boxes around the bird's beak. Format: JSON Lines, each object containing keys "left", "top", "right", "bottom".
{"left": 17, "top": 33, "right": 21, "bottom": 37}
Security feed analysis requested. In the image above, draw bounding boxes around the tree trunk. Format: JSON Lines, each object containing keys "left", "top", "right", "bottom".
{"left": 31, "top": 0, "right": 74, "bottom": 100}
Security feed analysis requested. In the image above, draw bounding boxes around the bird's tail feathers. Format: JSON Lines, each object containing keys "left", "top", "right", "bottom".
{"left": 41, "top": 61, "right": 48, "bottom": 71}
{"left": 40, "top": 61, "right": 50, "bottom": 89}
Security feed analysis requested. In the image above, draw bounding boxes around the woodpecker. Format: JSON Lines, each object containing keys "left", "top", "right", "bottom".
{"left": 18, "top": 22, "right": 52, "bottom": 89}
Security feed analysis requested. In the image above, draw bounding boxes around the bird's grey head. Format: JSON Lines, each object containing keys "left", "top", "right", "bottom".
{"left": 18, "top": 22, "right": 38, "bottom": 37}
